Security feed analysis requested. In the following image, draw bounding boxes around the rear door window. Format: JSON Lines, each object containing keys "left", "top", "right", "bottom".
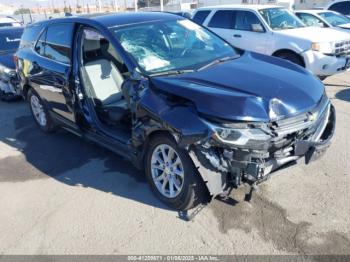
{"left": 192, "top": 10, "right": 211, "bottom": 25}
{"left": 208, "top": 10, "right": 235, "bottom": 29}
{"left": 234, "top": 11, "right": 264, "bottom": 31}
{"left": 44, "top": 23, "right": 74, "bottom": 64}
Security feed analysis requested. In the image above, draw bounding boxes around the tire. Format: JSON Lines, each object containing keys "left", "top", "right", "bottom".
{"left": 28, "top": 88, "right": 56, "bottom": 133}
{"left": 145, "top": 134, "right": 209, "bottom": 210}
{"left": 275, "top": 52, "right": 304, "bottom": 67}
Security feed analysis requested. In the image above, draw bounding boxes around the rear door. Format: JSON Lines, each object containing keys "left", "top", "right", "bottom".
{"left": 206, "top": 10, "right": 237, "bottom": 46}
{"left": 231, "top": 10, "right": 269, "bottom": 54}
{"left": 30, "top": 22, "right": 78, "bottom": 125}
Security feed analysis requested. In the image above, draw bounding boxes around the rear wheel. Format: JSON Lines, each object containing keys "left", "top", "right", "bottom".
{"left": 275, "top": 52, "right": 304, "bottom": 67}
{"left": 28, "top": 89, "right": 56, "bottom": 133}
{"left": 145, "top": 134, "right": 209, "bottom": 210}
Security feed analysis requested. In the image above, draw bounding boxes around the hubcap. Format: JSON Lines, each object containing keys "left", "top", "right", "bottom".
{"left": 151, "top": 144, "right": 184, "bottom": 198}
{"left": 30, "top": 95, "right": 47, "bottom": 127}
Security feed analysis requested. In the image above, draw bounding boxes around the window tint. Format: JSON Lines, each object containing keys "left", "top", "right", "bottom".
{"left": 208, "top": 10, "right": 235, "bottom": 29}
{"left": 235, "top": 11, "right": 263, "bottom": 31}
{"left": 45, "top": 23, "right": 74, "bottom": 64}
{"left": 192, "top": 10, "right": 211, "bottom": 25}
{"left": 329, "top": 2, "right": 350, "bottom": 15}
{"left": 20, "top": 23, "right": 44, "bottom": 48}
{"left": 34, "top": 30, "right": 46, "bottom": 56}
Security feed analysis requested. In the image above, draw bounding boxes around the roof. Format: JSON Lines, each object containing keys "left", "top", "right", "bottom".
{"left": 196, "top": 4, "right": 282, "bottom": 11}
{"left": 295, "top": 9, "right": 336, "bottom": 14}
{"left": 41, "top": 12, "right": 181, "bottom": 29}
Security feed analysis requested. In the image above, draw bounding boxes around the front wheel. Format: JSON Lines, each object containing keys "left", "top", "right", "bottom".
{"left": 275, "top": 52, "right": 304, "bottom": 67}
{"left": 28, "top": 88, "right": 56, "bottom": 133}
{"left": 145, "top": 134, "right": 209, "bottom": 210}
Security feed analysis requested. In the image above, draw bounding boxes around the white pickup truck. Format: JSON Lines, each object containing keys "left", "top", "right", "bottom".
{"left": 192, "top": 5, "right": 350, "bottom": 78}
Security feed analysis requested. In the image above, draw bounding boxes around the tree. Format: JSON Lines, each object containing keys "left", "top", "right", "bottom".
{"left": 14, "top": 8, "right": 31, "bottom": 15}
{"left": 53, "top": 8, "right": 60, "bottom": 13}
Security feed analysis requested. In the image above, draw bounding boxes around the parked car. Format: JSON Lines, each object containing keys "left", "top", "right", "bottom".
{"left": 192, "top": 5, "right": 350, "bottom": 79}
{"left": 0, "top": 27, "right": 23, "bottom": 101}
{"left": 171, "top": 11, "right": 192, "bottom": 19}
{"left": 295, "top": 10, "right": 350, "bottom": 32}
{"left": 326, "top": 0, "right": 350, "bottom": 17}
{"left": 16, "top": 13, "right": 335, "bottom": 210}
{"left": 0, "top": 17, "right": 22, "bottom": 28}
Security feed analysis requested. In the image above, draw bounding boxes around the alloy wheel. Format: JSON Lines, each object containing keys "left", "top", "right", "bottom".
{"left": 30, "top": 94, "right": 47, "bottom": 127}
{"left": 150, "top": 144, "right": 184, "bottom": 198}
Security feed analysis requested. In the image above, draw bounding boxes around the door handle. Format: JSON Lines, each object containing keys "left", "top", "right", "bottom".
{"left": 233, "top": 34, "right": 242, "bottom": 38}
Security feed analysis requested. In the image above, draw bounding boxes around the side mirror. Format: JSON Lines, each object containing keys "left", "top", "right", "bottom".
{"left": 251, "top": 24, "right": 265, "bottom": 33}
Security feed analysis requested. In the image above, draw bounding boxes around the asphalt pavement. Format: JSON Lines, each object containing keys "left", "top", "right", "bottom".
{"left": 0, "top": 72, "right": 349, "bottom": 255}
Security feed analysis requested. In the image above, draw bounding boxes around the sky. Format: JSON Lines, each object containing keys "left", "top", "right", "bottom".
{"left": 0, "top": 0, "right": 129, "bottom": 8}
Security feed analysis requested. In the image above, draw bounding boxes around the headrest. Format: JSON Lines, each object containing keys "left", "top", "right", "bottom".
{"left": 84, "top": 39, "right": 100, "bottom": 52}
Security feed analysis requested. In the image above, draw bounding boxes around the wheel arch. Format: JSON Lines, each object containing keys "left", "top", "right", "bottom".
{"left": 272, "top": 49, "right": 306, "bottom": 67}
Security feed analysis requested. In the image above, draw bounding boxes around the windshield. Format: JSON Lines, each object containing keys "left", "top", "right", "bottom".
{"left": 319, "top": 11, "right": 350, "bottom": 26}
{"left": 259, "top": 8, "right": 305, "bottom": 30}
{"left": 0, "top": 29, "right": 23, "bottom": 52}
{"left": 112, "top": 19, "right": 237, "bottom": 74}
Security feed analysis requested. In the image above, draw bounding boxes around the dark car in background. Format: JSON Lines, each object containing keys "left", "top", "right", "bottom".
{"left": 326, "top": 0, "right": 350, "bottom": 17}
{"left": 0, "top": 27, "right": 23, "bottom": 101}
{"left": 15, "top": 13, "right": 335, "bottom": 210}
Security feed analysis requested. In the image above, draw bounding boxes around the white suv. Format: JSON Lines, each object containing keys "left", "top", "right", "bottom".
{"left": 192, "top": 5, "right": 350, "bottom": 78}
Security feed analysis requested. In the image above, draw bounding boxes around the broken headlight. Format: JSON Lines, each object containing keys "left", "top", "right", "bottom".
{"left": 205, "top": 120, "right": 272, "bottom": 150}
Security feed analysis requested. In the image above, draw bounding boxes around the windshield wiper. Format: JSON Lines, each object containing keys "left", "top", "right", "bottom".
{"left": 197, "top": 55, "right": 240, "bottom": 71}
{"left": 149, "top": 69, "right": 195, "bottom": 77}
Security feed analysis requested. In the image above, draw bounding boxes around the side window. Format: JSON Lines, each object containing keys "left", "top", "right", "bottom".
{"left": 34, "top": 30, "right": 46, "bottom": 56}
{"left": 329, "top": 2, "right": 350, "bottom": 15}
{"left": 45, "top": 23, "right": 74, "bottom": 64}
{"left": 20, "top": 23, "right": 43, "bottom": 49}
{"left": 235, "top": 11, "right": 264, "bottom": 31}
{"left": 192, "top": 10, "right": 211, "bottom": 25}
{"left": 296, "top": 13, "right": 326, "bottom": 27}
{"left": 208, "top": 10, "right": 235, "bottom": 29}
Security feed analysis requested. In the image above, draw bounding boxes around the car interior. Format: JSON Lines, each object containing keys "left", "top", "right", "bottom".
{"left": 80, "top": 29, "right": 132, "bottom": 131}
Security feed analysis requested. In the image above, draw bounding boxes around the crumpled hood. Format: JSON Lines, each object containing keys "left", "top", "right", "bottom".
{"left": 276, "top": 27, "right": 350, "bottom": 42}
{"left": 150, "top": 52, "right": 325, "bottom": 122}
{"left": 0, "top": 51, "right": 16, "bottom": 69}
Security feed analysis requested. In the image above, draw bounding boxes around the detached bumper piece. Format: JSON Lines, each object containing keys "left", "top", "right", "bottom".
{"left": 0, "top": 77, "right": 21, "bottom": 101}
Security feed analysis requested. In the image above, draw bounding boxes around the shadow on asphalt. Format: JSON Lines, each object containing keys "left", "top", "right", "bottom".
{"left": 0, "top": 106, "right": 170, "bottom": 211}
{"left": 335, "top": 88, "right": 350, "bottom": 102}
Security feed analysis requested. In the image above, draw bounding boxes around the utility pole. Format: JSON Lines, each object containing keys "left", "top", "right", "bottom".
{"left": 98, "top": 0, "right": 102, "bottom": 12}
{"left": 114, "top": 0, "right": 118, "bottom": 12}
{"left": 160, "top": 0, "right": 163, "bottom": 11}
{"left": 134, "top": 0, "right": 138, "bottom": 12}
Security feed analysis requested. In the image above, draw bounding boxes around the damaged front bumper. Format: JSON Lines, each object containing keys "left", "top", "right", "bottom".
{"left": 189, "top": 100, "right": 336, "bottom": 197}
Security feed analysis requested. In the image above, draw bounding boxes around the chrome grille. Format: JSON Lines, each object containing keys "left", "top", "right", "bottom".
{"left": 335, "top": 40, "right": 350, "bottom": 56}
{"left": 271, "top": 94, "right": 329, "bottom": 137}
